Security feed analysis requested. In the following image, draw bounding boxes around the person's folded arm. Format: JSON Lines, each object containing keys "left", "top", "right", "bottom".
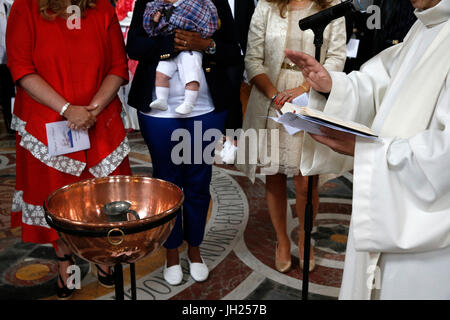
{"left": 89, "top": 7, "right": 129, "bottom": 117}
{"left": 243, "top": 1, "right": 278, "bottom": 101}
{"left": 106, "top": 8, "right": 129, "bottom": 84}
{"left": 352, "top": 82, "right": 450, "bottom": 253}
{"left": 322, "top": 17, "right": 347, "bottom": 73}
{"left": 6, "top": 2, "right": 37, "bottom": 86}
{"left": 244, "top": 0, "right": 268, "bottom": 85}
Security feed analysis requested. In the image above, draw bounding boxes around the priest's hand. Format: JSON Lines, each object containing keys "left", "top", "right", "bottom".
{"left": 284, "top": 49, "right": 332, "bottom": 94}
{"left": 310, "top": 127, "right": 355, "bottom": 156}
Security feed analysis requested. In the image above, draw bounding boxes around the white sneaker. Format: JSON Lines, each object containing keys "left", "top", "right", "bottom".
{"left": 220, "top": 140, "right": 237, "bottom": 164}
{"left": 163, "top": 263, "right": 183, "bottom": 285}
{"left": 187, "top": 257, "right": 209, "bottom": 282}
{"left": 175, "top": 102, "right": 194, "bottom": 115}
{"left": 150, "top": 98, "right": 168, "bottom": 111}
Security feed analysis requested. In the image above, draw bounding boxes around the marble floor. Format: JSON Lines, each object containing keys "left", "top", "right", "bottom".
{"left": 0, "top": 118, "right": 353, "bottom": 301}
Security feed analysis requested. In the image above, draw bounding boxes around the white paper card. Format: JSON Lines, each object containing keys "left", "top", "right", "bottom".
{"left": 290, "top": 92, "right": 309, "bottom": 107}
{"left": 46, "top": 121, "right": 90, "bottom": 157}
{"left": 347, "top": 38, "right": 360, "bottom": 58}
{"left": 269, "top": 112, "right": 323, "bottom": 137}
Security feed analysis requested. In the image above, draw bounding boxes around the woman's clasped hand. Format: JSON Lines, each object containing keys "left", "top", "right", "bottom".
{"left": 64, "top": 104, "right": 98, "bottom": 130}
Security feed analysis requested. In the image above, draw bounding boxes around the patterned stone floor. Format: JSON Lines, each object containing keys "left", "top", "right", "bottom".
{"left": 0, "top": 121, "right": 353, "bottom": 300}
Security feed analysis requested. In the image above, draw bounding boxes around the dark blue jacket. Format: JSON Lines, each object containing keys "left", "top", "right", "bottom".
{"left": 126, "top": 0, "right": 248, "bottom": 117}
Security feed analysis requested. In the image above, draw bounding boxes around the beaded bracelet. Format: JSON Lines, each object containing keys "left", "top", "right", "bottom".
{"left": 60, "top": 102, "right": 70, "bottom": 116}
{"left": 271, "top": 93, "right": 278, "bottom": 102}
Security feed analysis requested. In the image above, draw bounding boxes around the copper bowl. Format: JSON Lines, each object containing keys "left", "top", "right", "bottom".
{"left": 44, "top": 176, "right": 183, "bottom": 266}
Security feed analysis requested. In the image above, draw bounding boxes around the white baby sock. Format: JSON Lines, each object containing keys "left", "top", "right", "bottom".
{"left": 175, "top": 89, "right": 198, "bottom": 115}
{"left": 150, "top": 87, "right": 170, "bottom": 110}
{"left": 184, "top": 89, "right": 198, "bottom": 105}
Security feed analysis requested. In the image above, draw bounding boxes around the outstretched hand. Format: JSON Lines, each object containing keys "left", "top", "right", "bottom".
{"left": 284, "top": 49, "right": 332, "bottom": 94}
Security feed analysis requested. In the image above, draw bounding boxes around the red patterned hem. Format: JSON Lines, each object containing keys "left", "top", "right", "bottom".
{"left": 11, "top": 211, "right": 59, "bottom": 245}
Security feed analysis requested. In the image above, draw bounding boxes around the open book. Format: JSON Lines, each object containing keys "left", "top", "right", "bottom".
{"left": 270, "top": 102, "right": 377, "bottom": 139}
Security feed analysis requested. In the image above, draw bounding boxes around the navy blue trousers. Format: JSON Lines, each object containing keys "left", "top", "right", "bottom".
{"left": 138, "top": 111, "right": 227, "bottom": 249}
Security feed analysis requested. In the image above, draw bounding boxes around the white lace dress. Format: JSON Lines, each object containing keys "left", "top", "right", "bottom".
{"left": 261, "top": 7, "right": 310, "bottom": 177}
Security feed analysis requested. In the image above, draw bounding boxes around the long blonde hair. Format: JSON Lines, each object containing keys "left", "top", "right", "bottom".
{"left": 267, "top": 0, "right": 332, "bottom": 18}
{"left": 39, "top": 0, "right": 97, "bottom": 20}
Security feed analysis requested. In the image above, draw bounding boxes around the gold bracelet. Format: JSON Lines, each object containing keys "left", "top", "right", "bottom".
{"left": 300, "top": 84, "right": 309, "bottom": 91}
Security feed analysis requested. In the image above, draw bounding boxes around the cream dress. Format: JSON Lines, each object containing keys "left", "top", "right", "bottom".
{"left": 238, "top": 0, "right": 347, "bottom": 182}
{"left": 261, "top": 6, "right": 313, "bottom": 177}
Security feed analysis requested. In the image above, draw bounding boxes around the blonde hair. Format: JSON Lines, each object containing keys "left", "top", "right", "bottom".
{"left": 39, "top": 0, "right": 97, "bottom": 20}
{"left": 267, "top": 0, "right": 332, "bottom": 18}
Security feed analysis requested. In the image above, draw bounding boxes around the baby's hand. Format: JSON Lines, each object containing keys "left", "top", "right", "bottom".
{"left": 153, "top": 11, "right": 162, "bottom": 23}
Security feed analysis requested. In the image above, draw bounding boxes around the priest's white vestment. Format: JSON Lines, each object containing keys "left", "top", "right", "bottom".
{"left": 301, "top": 1, "right": 450, "bottom": 299}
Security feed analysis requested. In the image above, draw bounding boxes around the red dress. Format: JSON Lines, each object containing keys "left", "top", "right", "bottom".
{"left": 6, "top": 0, "right": 132, "bottom": 245}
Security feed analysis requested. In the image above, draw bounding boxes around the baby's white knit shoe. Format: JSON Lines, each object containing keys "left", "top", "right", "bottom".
{"left": 175, "top": 102, "right": 194, "bottom": 115}
{"left": 150, "top": 98, "right": 168, "bottom": 111}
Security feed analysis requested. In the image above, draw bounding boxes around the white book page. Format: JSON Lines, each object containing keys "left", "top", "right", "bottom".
{"left": 269, "top": 111, "right": 377, "bottom": 140}
{"left": 269, "top": 111, "right": 323, "bottom": 136}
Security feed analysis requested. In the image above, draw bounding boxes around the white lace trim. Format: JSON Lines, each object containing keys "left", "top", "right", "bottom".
{"left": 89, "top": 137, "right": 130, "bottom": 178}
{"left": 12, "top": 115, "right": 130, "bottom": 178}
{"left": 11, "top": 190, "right": 51, "bottom": 229}
{"left": 11, "top": 190, "right": 23, "bottom": 213}
{"left": 11, "top": 115, "right": 86, "bottom": 177}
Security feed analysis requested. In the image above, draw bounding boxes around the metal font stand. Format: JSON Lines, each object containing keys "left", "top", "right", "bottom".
{"left": 301, "top": 25, "right": 326, "bottom": 301}
{"left": 114, "top": 263, "right": 137, "bottom": 300}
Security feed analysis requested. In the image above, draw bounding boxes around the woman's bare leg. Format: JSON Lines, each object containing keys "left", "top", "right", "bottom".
{"left": 266, "top": 174, "right": 291, "bottom": 263}
{"left": 55, "top": 239, "right": 73, "bottom": 287}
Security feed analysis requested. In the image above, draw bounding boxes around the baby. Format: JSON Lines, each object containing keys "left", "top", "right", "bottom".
{"left": 143, "top": 0, "right": 218, "bottom": 114}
